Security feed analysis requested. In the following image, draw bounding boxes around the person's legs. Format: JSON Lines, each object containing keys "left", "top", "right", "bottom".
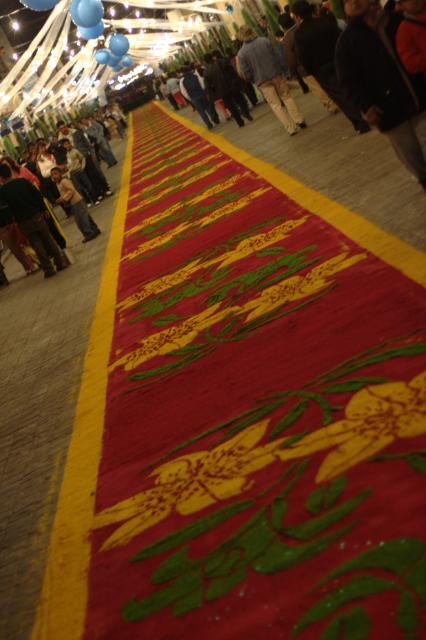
{"left": 315, "top": 64, "right": 368, "bottom": 132}
{"left": 36, "top": 215, "right": 67, "bottom": 271}
{"left": 19, "top": 217, "right": 55, "bottom": 276}
{"left": 295, "top": 71, "right": 310, "bottom": 94}
{"left": 204, "top": 98, "right": 219, "bottom": 124}
{"left": 260, "top": 80, "right": 298, "bottom": 134}
{"left": 167, "top": 94, "right": 179, "bottom": 111}
{"left": 71, "top": 170, "right": 96, "bottom": 204}
{"left": 214, "top": 99, "right": 231, "bottom": 121}
{"left": 232, "top": 91, "right": 252, "bottom": 120}
{"left": 71, "top": 200, "right": 100, "bottom": 239}
{"left": 304, "top": 75, "right": 339, "bottom": 113}
{"left": 99, "top": 139, "right": 117, "bottom": 167}
{"left": 386, "top": 115, "right": 426, "bottom": 186}
{"left": 244, "top": 82, "right": 258, "bottom": 106}
{"left": 273, "top": 75, "right": 305, "bottom": 125}
{"left": 223, "top": 95, "right": 245, "bottom": 126}
{"left": 192, "top": 97, "right": 214, "bottom": 129}
{"left": 85, "top": 155, "right": 110, "bottom": 196}
{"left": 0, "top": 225, "right": 36, "bottom": 273}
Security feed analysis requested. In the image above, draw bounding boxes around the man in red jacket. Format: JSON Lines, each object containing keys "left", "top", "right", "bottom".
{"left": 397, "top": 0, "right": 426, "bottom": 76}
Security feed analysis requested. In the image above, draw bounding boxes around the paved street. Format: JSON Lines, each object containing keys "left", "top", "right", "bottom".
{"left": 0, "top": 91, "right": 423, "bottom": 640}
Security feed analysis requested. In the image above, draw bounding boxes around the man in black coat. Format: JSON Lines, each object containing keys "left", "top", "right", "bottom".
{"left": 203, "top": 53, "right": 253, "bottom": 128}
{"left": 293, "top": 0, "right": 369, "bottom": 133}
{"left": 335, "top": 0, "right": 426, "bottom": 191}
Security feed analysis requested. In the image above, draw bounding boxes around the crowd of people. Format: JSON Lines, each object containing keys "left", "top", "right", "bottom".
{"left": 156, "top": 0, "right": 425, "bottom": 192}
{"left": 0, "top": 101, "right": 127, "bottom": 289}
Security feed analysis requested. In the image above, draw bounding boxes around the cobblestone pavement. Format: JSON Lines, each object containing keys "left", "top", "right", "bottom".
{"left": 0, "top": 138, "right": 126, "bottom": 640}
{"left": 176, "top": 88, "right": 426, "bottom": 251}
{"left": 0, "top": 94, "right": 423, "bottom": 640}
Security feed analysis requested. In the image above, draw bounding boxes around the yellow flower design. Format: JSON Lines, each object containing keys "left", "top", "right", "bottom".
{"left": 278, "top": 370, "right": 426, "bottom": 482}
{"left": 94, "top": 371, "right": 426, "bottom": 551}
{"left": 94, "top": 420, "right": 277, "bottom": 550}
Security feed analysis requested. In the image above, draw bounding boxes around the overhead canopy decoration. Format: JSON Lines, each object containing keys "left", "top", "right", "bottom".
{"left": 0, "top": 0, "right": 228, "bottom": 120}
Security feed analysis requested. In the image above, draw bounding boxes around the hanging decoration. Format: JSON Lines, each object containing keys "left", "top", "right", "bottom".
{"left": 108, "top": 33, "right": 130, "bottom": 57}
{"left": 95, "top": 48, "right": 110, "bottom": 64}
{"left": 78, "top": 21, "right": 105, "bottom": 40}
{"left": 70, "top": 0, "right": 104, "bottom": 28}
{"left": 19, "top": 0, "right": 60, "bottom": 9}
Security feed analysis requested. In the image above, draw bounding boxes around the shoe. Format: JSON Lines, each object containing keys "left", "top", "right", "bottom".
{"left": 87, "top": 202, "right": 93, "bottom": 208}
{"left": 238, "top": 122, "right": 245, "bottom": 128}
{"left": 213, "top": 119, "right": 219, "bottom": 125}
{"left": 83, "top": 230, "right": 101, "bottom": 243}
{"left": 57, "top": 263, "right": 70, "bottom": 271}
{"left": 246, "top": 114, "right": 253, "bottom": 121}
{"left": 95, "top": 199, "right": 102, "bottom": 206}
{"left": 298, "top": 122, "right": 307, "bottom": 129}
{"left": 207, "top": 125, "right": 213, "bottom": 130}
{"left": 355, "top": 124, "right": 371, "bottom": 135}
{"left": 289, "top": 130, "right": 298, "bottom": 136}
{"left": 105, "top": 190, "right": 113, "bottom": 197}
{"left": 44, "top": 271, "right": 56, "bottom": 279}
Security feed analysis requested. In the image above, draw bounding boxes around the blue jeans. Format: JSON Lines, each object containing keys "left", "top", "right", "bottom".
{"left": 70, "top": 200, "right": 100, "bottom": 239}
{"left": 99, "top": 139, "right": 117, "bottom": 167}
{"left": 192, "top": 96, "right": 219, "bottom": 129}
{"left": 71, "top": 170, "right": 97, "bottom": 203}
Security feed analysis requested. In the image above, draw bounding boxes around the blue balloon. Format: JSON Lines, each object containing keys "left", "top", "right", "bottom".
{"left": 121, "top": 55, "right": 132, "bottom": 67}
{"left": 70, "top": 0, "right": 104, "bottom": 28}
{"left": 78, "top": 21, "right": 104, "bottom": 40}
{"left": 109, "top": 33, "right": 130, "bottom": 57}
{"left": 107, "top": 56, "right": 122, "bottom": 67}
{"left": 20, "top": 0, "right": 59, "bottom": 9}
{"left": 95, "top": 48, "right": 110, "bottom": 64}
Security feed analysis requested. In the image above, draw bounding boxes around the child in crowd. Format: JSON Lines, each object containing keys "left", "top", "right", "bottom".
{"left": 50, "top": 167, "right": 101, "bottom": 243}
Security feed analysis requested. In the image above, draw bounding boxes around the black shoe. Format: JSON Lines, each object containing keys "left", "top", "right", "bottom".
{"left": 213, "top": 119, "right": 219, "bottom": 125}
{"left": 57, "top": 263, "right": 70, "bottom": 271}
{"left": 246, "top": 114, "right": 253, "bottom": 121}
{"left": 238, "top": 122, "right": 245, "bottom": 128}
{"left": 83, "top": 230, "right": 101, "bottom": 243}
{"left": 44, "top": 271, "right": 56, "bottom": 279}
{"left": 299, "top": 121, "right": 307, "bottom": 129}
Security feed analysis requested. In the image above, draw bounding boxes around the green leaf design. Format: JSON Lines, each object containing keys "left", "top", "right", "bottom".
{"left": 269, "top": 400, "right": 309, "bottom": 439}
{"left": 131, "top": 500, "right": 252, "bottom": 562}
{"left": 322, "top": 377, "right": 388, "bottom": 393}
{"left": 323, "top": 538, "right": 426, "bottom": 583}
{"left": 206, "top": 566, "right": 247, "bottom": 601}
{"left": 152, "top": 547, "right": 195, "bottom": 584}
{"left": 122, "top": 570, "right": 202, "bottom": 622}
{"left": 323, "top": 344, "right": 426, "bottom": 382}
{"left": 397, "top": 591, "right": 418, "bottom": 640}
{"left": 271, "top": 496, "right": 287, "bottom": 531}
{"left": 284, "top": 490, "right": 369, "bottom": 541}
{"left": 152, "top": 313, "right": 182, "bottom": 327}
{"left": 256, "top": 246, "right": 285, "bottom": 257}
{"left": 204, "top": 549, "right": 241, "bottom": 578}
{"left": 306, "top": 477, "right": 348, "bottom": 515}
{"left": 320, "top": 605, "right": 370, "bottom": 639}
{"left": 404, "top": 554, "right": 426, "bottom": 610}
{"left": 173, "top": 588, "right": 203, "bottom": 616}
{"left": 253, "top": 523, "right": 354, "bottom": 575}
{"left": 279, "top": 431, "right": 308, "bottom": 449}
{"left": 225, "top": 401, "right": 283, "bottom": 437}
{"left": 407, "top": 454, "right": 426, "bottom": 475}
{"left": 292, "top": 575, "right": 394, "bottom": 636}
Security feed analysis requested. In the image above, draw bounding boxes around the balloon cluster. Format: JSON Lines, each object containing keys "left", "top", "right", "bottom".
{"left": 20, "top": 0, "right": 133, "bottom": 73}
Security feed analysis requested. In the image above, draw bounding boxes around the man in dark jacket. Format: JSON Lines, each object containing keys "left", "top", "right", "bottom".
{"left": 293, "top": 0, "right": 369, "bottom": 133}
{"left": 203, "top": 53, "right": 252, "bottom": 128}
{"left": 0, "top": 165, "right": 67, "bottom": 278}
{"left": 335, "top": 0, "right": 426, "bottom": 190}
{"left": 180, "top": 66, "right": 219, "bottom": 130}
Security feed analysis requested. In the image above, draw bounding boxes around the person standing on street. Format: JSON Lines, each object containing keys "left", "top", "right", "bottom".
{"left": 51, "top": 167, "right": 101, "bottom": 243}
{"left": 61, "top": 138, "right": 101, "bottom": 206}
{"left": 396, "top": 0, "right": 426, "bottom": 76}
{"left": 335, "top": 0, "right": 426, "bottom": 191}
{"left": 82, "top": 116, "right": 117, "bottom": 168}
{"left": 0, "top": 164, "right": 68, "bottom": 278}
{"left": 292, "top": 0, "right": 369, "bottom": 133}
{"left": 237, "top": 25, "right": 305, "bottom": 135}
{"left": 57, "top": 121, "right": 113, "bottom": 200}
{"left": 180, "top": 66, "right": 220, "bottom": 130}
{"left": 204, "top": 52, "right": 253, "bottom": 128}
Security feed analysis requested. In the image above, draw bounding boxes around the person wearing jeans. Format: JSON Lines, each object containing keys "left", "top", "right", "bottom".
{"left": 62, "top": 138, "right": 100, "bottom": 205}
{"left": 180, "top": 66, "right": 220, "bottom": 130}
{"left": 0, "top": 164, "right": 67, "bottom": 278}
{"left": 237, "top": 26, "right": 305, "bottom": 135}
{"left": 51, "top": 168, "right": 100, "bottom": 243}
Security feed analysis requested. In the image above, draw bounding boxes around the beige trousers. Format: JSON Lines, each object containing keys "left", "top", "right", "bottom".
{"left": 259, "top": 75, "right": 304, "bottom": 134}
{"left": 304, "top": 75, "right": 339, "bottom": 113}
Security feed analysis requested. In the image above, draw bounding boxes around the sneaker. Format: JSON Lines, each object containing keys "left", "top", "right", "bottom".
{"left": 246, "top": 114, "right": 253, "bottom": 122}
{"left": 87, "top": 202, "right": 93, "bottom": 208}
{"left": 82, "top": 230, "right": 101, "bottom": 243}
{"left": 105, "top": 190, "right": 113, "bottom": 197}
{"left": 298, "top": 122, "right": 307, "bottom": 129}
{"left": 95, "top": 199, "right": 102, "bottom": 206}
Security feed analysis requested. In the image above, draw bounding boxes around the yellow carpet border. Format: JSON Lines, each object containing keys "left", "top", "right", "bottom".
{"left": 155, "top": 101, "right": 426, "bottom": 288}
{"left": 30, "top": 118, "right": 134, "bottom": 640}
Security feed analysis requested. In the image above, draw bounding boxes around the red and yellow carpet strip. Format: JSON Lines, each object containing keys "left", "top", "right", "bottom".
{"left": 33, "top": 104, "right": 426, "bottom": 640}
